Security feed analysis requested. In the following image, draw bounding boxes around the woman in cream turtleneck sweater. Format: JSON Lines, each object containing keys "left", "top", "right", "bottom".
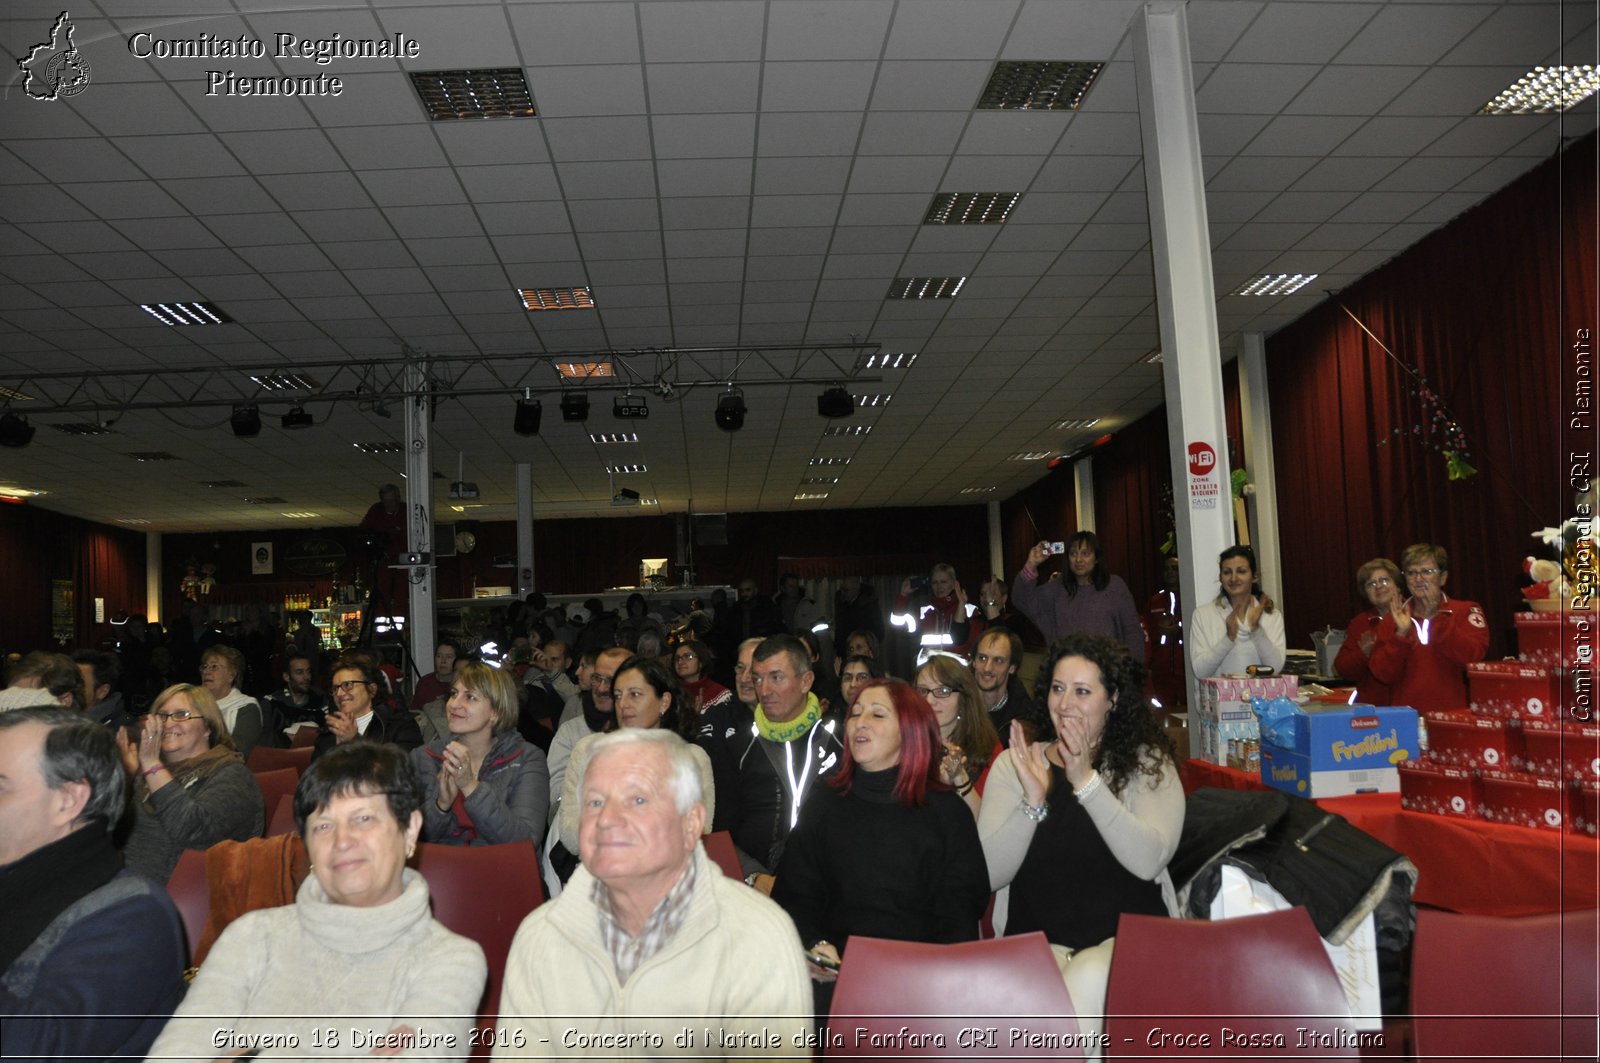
{"left": 148, "top": 743, "right": 486, "bottom": 1060}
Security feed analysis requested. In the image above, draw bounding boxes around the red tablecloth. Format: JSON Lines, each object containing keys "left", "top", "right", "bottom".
{"left": 1181, "top": 759, "right": 1600, "bottom": 916}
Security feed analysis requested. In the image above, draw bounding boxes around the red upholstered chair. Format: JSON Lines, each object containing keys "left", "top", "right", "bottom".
{"left": 165, "top": 847, "right": 210, "bottom": 966}
{"left": 266, "top": 792, "right": 298, "bottom": 836}
{"left": 251, "top": 768, "right": 299, "bottom": 838}
{"left": 1104, "top": 907, "right": 1357, "bottom": 1058}
{"left": 827, "top": 933, "right": 1084, "bottom": 1058}
{"left": 701, "top": 830, "right": 744, "bottom": 879}
{"left": 1410, "top": 907, "right": 1599, "bottom": 1063}
{"left": 411, "top": 841, "right": 546, "bottom": 1059}
{"left": 246, "top": 744, "right": 313, "bottom": 776}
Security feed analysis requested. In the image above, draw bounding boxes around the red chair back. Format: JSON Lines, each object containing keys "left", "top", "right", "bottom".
{"left": 165, "top": 848, "right": 210, "bottom": 965}
{"left": 266, "top": 792, "right": 298, "bottom": 836}
{"left": 412, "top": 841, "right": 545, "bottom": 1058}
{"left": 827, "top": 933, "right": 1082, "bottom": 1058}
{"left": 251, "top": 768, "right": 300, "bottom": 838}
{"left": 1104, "top": 908, "right": 1357, "bottom": 1057}
{"left": 247, "top": 744, "right": 313, "bottom": 776}
{"left": 701, "top": 830, "right": 744, "bottom": 879}
{"left": 1410, "top": 907, "right": 1599, "bottom": 1062}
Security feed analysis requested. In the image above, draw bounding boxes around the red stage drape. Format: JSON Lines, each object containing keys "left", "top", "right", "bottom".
{"left": 0, "top": 504, "right": 147, "bottom": 652}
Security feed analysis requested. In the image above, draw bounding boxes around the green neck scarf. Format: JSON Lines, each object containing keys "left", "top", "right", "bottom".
{"left": 755, "top": 692, "right": 822, "bottom": 744}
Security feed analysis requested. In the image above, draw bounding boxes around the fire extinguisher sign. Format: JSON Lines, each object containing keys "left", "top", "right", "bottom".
{"left": 1187, "top": 441, "right": 1221, "bottom": 509}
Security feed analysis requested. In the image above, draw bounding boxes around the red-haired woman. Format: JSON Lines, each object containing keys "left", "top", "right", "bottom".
{"left": 772, "top": 679, "right": 990, "bottom": 981}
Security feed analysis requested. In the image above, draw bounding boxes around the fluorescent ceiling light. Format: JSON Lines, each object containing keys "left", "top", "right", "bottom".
{"left": 126, "top": 451, "right": 178, "bottom": 462}
{"left": 1055, "top": 418, "right": 1101, "bottom": 430}
{"left": 114, "top": 517, "right": 149, "bottom": 524}
{"left": 0, "top": 386, "right": 34, "bottom": 402}
{"left": 1009, "top": 451, "right": 1051, "bottom": 461}
{"left": 250, "top": 371, "right": 319, "bottom": 391}
{"left": 794, "top": 492, "right": 830, "bottom": 501}
{"left": 589, "top": 431, "right": 637, "bottom": 443}
{"left": 824, "top": 424, "right": 872, "bottom": 437}
{"left": 887, "top": 277, "right": 965, "bottom": 299}
{"left": 0, "top": 485, "right": 46, "bottom": 498}
{"left": 50, "top": 422, "right": 113, "bottom": 436}
{"left": 519, "top": 287, "right": 595, "bottom": 311}
{"left": 558, "top": 360, "right": 614, "bottom": 379}
{"left": 353, "top": 441, "right": 404, "bottom": 454}
{"left": 411, "top": 68, "right": 536, "bottom": 120}
{"left": 1479, "top": 65, "right": 1599, "bottom": 114}
{"left": 606, "top": 464, "right": 647, "bottom": 474}
{"left": 855, "top": 393, "right": 892, "bottom": 407}
{"left": 959, "top": 486, "right": 997, "bottom": 494}
{"left": 802, "top": 476, "right": 840, "bottom": 485}
{"left": 1233, "top": 273, "right": 1317, "bottom": 297}
{"left": 281, "top": 511, "right": 320, "bottom": 519}
{"left": 139, "top": 301, "right": 231, "bottom": 326}
{"left": 809, "top": 456, "right": 851, "bottom": 466}
{"left": 924, "top": 192, "right": 1021, "bottom": 225}
{"left": 978, "top": 60, "right": 1104, "bottom": 110}
{"left": 854, "top": 351, "right": 918, "bottom": 371}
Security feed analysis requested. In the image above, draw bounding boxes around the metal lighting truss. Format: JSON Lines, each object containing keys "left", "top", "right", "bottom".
{"left": 0, "top": 343, "right": 884, "bottom": 419}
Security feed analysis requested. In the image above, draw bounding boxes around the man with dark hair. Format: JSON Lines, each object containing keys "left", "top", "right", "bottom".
{"left": 0, "top": 708, "right": 186, "bottom": 1057}
{"left": 971, "top": 627, "right": 1036, "bottom": 734}
{"left": 261, "top": 648, "right": 328, "bottom": 746}
{"left": 714, "top": 634, "right": 842, "bottom": 893}
{"left": 72, "top": 650, "right": 134, "bottom": 731}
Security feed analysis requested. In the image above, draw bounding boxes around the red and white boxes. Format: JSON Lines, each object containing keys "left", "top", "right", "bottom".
{"left": 1466, "top": 661, "right": 1563, "bottom": 720}
{"left": 1398, "top": 760, "right": 1479, "bottom": 819}
{"left": 1478, "top": 770, "right": 1572, "bottom": 831}
{"left": 1514, "top": 718, "right": 1600, "bottom": 783}
{"left": 1513, "top": 611, "right": 1594, "bottom": 670}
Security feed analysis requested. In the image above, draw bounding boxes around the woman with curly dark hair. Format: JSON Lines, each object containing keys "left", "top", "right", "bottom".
{"left": 977, "top": 633, "right": 1183, "bottom": 1037}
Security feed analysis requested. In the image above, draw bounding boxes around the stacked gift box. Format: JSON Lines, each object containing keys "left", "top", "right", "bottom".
{"left": 1396, "top": 652, "right": 1598, "bottom": 834}
{"left": 1192, "top": 675, "right": 1298, "bottom": 769}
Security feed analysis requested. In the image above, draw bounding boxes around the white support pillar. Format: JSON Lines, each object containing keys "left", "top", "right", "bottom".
{"left": 145, "top": 531, "right": 162, "bottom": 624}
{"left": 515, "top": 462, "right": 535, "bottom": 596}
{"left": 404, "top": 363, "right": 436, "bottom": 676}
{"left": 1239, "top": 332, "right": 1285, "bottom": 632}
{"left": 986, "top": 500, "right": 1004, "bottom": 581}
{"left": 1073, "top": 459, "right": 1096, "bottom": 533}
{"left": 1134, "top": 2, "right": 1234, "bottom": 698}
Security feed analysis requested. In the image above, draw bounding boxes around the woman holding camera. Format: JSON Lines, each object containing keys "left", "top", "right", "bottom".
{"left": 1013, "top": 533, "right": 1145, "bottom": 660}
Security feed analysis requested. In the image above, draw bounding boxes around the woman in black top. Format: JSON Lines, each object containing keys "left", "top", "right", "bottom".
{"left": 773, "top": 678, "right": 989, "bottom": 1006}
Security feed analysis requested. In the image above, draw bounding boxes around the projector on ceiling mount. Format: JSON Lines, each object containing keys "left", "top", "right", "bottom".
{"left": 449, "top": 481, "right": 480, "bottom": 500}
{"left": 611, "top": 487, "right": 641, "bottom": 507}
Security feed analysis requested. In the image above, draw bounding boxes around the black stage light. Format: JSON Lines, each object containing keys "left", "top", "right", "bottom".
{"left": 0, "top": 412, "right": 36, "bottom": 447}
{"left": 514, "top": 396, "right": 542, "bottom": 436}
{"left": 280, "top": 405, "right": 313, "bottom": 430}
{"left": 560, "top": 390, "right": 589, "bottom": 422}
{"left": 816, "top": 386, "right": 854, "bottom": 418}
{"left": 714, "top": 388, "right": 746, "bottom": 432}
{"left": 230, "top": 405, "right": 262, "bottom": 438}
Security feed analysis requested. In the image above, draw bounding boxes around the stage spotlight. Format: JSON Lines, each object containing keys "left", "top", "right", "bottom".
{"left": 514, "top": 395, "right": 542, "bottom": 436}
{"left": 280, "top": 405, "right": 313, "bottom": 430}
{"left": 230, "top": 405, "right": 262, "bottom": 438}
{"left": 816, "top": 386, "right": 854, "bottom": 418}
{"left": 0, "top": 412, "right": 36, "bottom": 448}
{"left": 560, "top": 390, "right": 589, "bottom": 422}
{"left": 715, "top": 388, "right": 746, "bottom": 432}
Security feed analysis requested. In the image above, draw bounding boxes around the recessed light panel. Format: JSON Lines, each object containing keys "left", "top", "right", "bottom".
{"left": 250, "top": 371, "right": 320, "bottom": 391}
{"left": 794, "top": 492, "right": 830, "bottom": 501}
{"left": 1479, "top": 65, "right": 1599, "bottom": 114}
{"left": 1055, "top": 418, "right": 1101, "bottom": 430}
{"left": 823, "top": 424, "right": 872, "bottom": 437}
{"left": 411, "top": 68, "right": 536, "bottom": 120}
{"left": 353, "top": 441, "right": 404, "bottom": 454}
{"left": 977, "top": 60, "right": 1104, "bottom": 110}
{"left": 924, "top": 192, "right": 1021, "bottom": 225}
{"left": 589, "top": 431, "right": 638, "bottom": 443}
{"left": 809, "top": 456, "right": 851, "bottom": 466}
{"left": 0, "top": 386, "right": 34, "bottom": 402}
{"left": 126, "top": 451, "right": 178, "bottom": 462}
{"left": 854, "top": 352, "right": 918, "bottom": 371}
{"left": 140, "top": 301, "right": 232, "bottom": 326}
{"left": 1008, "top": 451, "right": 1051, "bottom": 461}
{"left": 0, "top": 485, "right": 46, "bottom": 498}
{"left": 887, "top": 277, "right": 965, "bottom": 299}
{"left": 519, "top": 287, "right": 595, "bottom": 311}
{"left": 802, "top": 476, "right": 840, "bottom": 485}
{"left": 114, "top": 517, "right": 149, "bottom": 524}
{"left": 1233, "top": 273, "right": 1317, "bottom": 297}
{"left": 959, "top": 486, "right": 997, "bottom": 494}
{"left": 281, "top": 511, "right": 321, "bottom": 519}
{"left": 558, "top": 360, "right": 614, "bottom": 379}
{"left": 606, "top": 464, "right": 647, "bottom": 474}
{"left": 1142, "top": 351, "right": 1164, "bottom": 364}
{"left": 50, "top": 422, "right": 113, "bottom": 436}
{"left": 855, "top": 393, "right": 892, "bottom": 407}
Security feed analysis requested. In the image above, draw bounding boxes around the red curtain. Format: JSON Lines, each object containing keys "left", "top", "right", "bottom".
{"left": 1267, "top": 133, "right": 1597, "bottom": 653}
{"left": 0, "top": 504, "right": 146, "bottom": 652}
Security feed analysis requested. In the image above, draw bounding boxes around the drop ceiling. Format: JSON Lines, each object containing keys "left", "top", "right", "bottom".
{"left": 0, "top": 0, "right": 1594, "bottom": 532}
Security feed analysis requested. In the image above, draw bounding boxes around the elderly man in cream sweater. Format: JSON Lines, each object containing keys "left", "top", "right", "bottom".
{"left": 496, "top": 729, "right": 810, "bottom": 1059}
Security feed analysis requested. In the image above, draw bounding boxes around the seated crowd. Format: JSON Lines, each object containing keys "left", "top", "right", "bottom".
{"left": 0, "top": 543, "right": 1489, "bottom": 1058}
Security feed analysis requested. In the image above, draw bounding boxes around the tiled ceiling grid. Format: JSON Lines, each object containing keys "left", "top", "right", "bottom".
{"left": 0, "top": 0, "right": 1593, "bottom": 531}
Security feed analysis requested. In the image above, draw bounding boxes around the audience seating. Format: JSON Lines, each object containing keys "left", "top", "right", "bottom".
{"left": 701, "top": 830, "right": 744, "bottom": 879}
{"left": 827, "top": 933, "right": 1084, "bottom": 1058}
{"left": 165, "top": 848, "right": 210, "bottom": 965}
{"left": 1410, "top": 907, "right": 1599, "bottom": 1062}
{"left": 250, "top": 768, "right": 299, "bottom": 838}
{"left": 246, "top": 744, "right": 313, "bottom": 776}
{"left": 411, "top": 841, "right": 546, "bottom": 1059}
{"left": 1104, "top": 907, "right": 1358, "bottom": 1057}
{"left": 266, "top": 792, "right": 297, "bottom": 836}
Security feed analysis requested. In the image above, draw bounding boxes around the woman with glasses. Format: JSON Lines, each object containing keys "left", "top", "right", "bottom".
{"left": 915, "top": 654, "right": 1001, "bottom": 815}
{"left": 1334, "top": 558, "right": 1404, "bottom": 704}
{"left": 672, "top": 639, "right": 732, "bottom": 715}
{"left": 411, "top": 660, "right": 548, "bottom": 846}
{"left": 1189, "top": 545, "right": 1287, "bottom": 677}
{"left": 116, "top": 683, "right": 264, "bottom": 882}
{"left": 199, "top": 645, "right": 263, "bottom": 759}
{"left": 838, "top": 654, "right": 885, "bottom": 709}
{"left": 1368, "top": 543, "right": 1488, "bottom": 713}
{"left": 1014, "top": 532, "right": 1146, "bottom": 661}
